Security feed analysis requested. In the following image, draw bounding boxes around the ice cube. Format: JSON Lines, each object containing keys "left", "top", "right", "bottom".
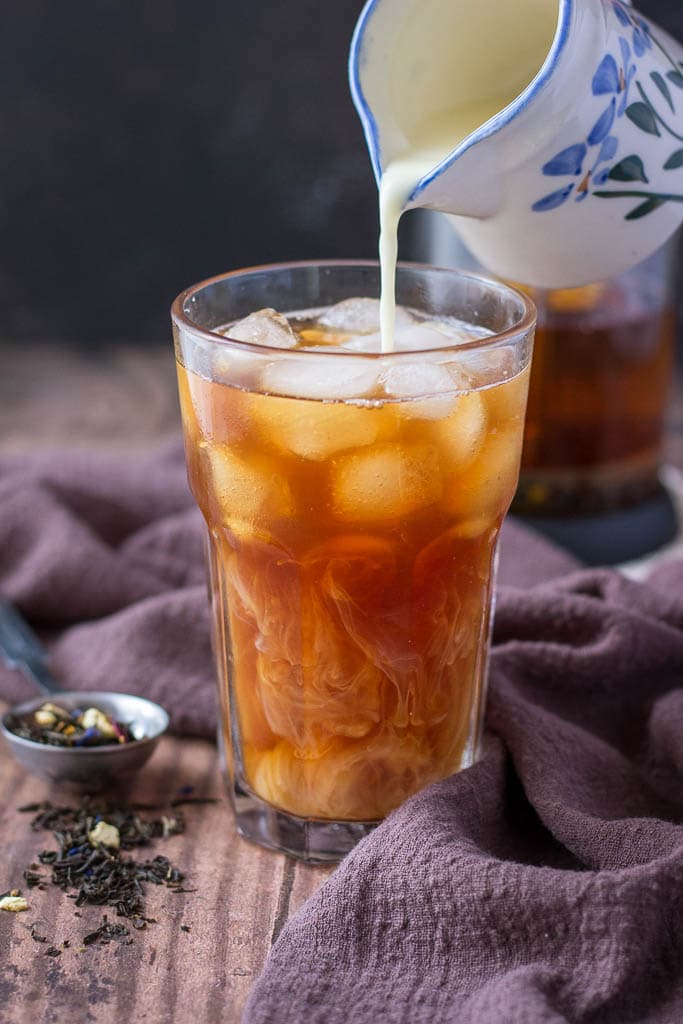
{"left": 341, "top": 332, "right": 382, "bottom": 353}
{"left": 443, "top": 426, "right": 523, "bottom": 521}
{"left": 207, "top": 444, "right": 294, "bottom": 524}
{"left": 381, "top": 361, "right": 458, "bottom": 420}
{"left": 212, "top": 347, "right": 266, "bottom": 391}
{"left": 392, "top": 323, "right": 453, "bottom": 352}
{"left": 430, "top": 318, "right": 492, "bottom": 343}
{"left": 261, "top": 354, "right": 379, "bottom": 401}
{"left": 391, "top": 318, "right": 491, "bottom": 352}
{"left": 331, "top": 443, "right": 442, "bottom": 523}
{"left": 457, "top": 346, "right": 518, "bottom": 392}
{"left": 428, "top": 390, "right": 487, "bottom": 468}
{"left": 382, "top": 361, "right": 454, "bottom": 399}
{"left": 251, "top": 391, "right": 382, "bottom": 461}
{"left": 342, "top": 323, "right": 449, "bottom": 353}
{"left": 319, "top": 297, "right": 415, "bottom": 335}
{"left": 480, "top": 366, "right": 530, "bottom": 426}
{"left": 183, "top": 369, "right": 250, "bottom": 444}
{"left": 223, "top": 308, "right": 297, "bottom": 349}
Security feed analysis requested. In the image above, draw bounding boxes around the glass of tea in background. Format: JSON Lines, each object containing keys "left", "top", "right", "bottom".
{"left": 511, "top": 240, "right": 679, "bottom": 562}
{"left": 172, "top": 262, "right": 535, "bottom": 861}
{"left": 421, "top": 216, "right": 680, "bottom": 564}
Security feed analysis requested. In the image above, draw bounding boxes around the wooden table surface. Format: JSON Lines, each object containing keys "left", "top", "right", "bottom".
{"left": 0, "top": 342, "right": 340, "bottom": 1022}
{"left": 0, "top": 340, "right": 681, "bottom": 1022}
{"left": 0, "top": 717, "right": 333, "bottom": 1023}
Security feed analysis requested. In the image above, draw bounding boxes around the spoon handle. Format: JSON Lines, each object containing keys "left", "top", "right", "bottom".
{"left": 0, "top": 597, "right": 62, "bottom": 695}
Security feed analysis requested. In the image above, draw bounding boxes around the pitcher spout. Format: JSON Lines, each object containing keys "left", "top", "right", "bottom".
{"left": 350, "top": 0, "right": 566, "bottom": 220}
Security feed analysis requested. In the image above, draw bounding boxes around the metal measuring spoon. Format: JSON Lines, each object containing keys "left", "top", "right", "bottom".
{"left": 0, "top": 598, "right": 169, "bottom": 789}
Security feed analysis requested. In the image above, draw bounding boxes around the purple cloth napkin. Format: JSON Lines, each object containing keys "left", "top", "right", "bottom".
{"left": 0, "top": 440, "right": 215, "bottom": 736}
{"left": 1, "top": 442, "right": 681, "bottom": 1023}
{"left": 245, "top": 565, "right": 683, "bottom": 1024}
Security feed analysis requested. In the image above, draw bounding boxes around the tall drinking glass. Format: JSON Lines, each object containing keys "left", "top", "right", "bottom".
{"left": 171, "top": 262, "right": 535, "bottom": 861}
{"left": 512, "top": 241, "right": 679, "bottom": 562}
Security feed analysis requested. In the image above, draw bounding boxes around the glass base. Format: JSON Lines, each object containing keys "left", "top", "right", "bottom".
{"left": 228, "top": 777, "right": 379, "bottom": 863}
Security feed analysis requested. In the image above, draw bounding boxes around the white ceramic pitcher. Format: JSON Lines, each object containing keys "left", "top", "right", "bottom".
{"left": 350, "top": 0, "right": 683, "bottom": 288}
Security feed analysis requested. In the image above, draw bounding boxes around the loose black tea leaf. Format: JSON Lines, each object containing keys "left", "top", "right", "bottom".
{"left": 83, "top": 915, "right": 131, "bottom": 947}
{"left": 12, "top": 794, "right": 209, "bottom": 954}
{"left": 25, "top": 800, "right": 186, "bottom": 919}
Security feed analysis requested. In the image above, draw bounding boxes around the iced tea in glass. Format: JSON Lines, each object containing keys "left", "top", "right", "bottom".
{"left": 513, "top": 243, "right": 677, "bottom": 517}
{"left": 171, "top": 262, "right": 535, "bottom": 861}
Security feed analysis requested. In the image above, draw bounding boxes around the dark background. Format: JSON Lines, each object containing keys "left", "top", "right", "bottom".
{"left": 2, "top": 0, "right": 682, "bottom": 344}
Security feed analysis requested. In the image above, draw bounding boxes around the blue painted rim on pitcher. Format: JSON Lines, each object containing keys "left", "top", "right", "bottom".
{"left": 348, "top": 0, "right": 574, "bottom": 202}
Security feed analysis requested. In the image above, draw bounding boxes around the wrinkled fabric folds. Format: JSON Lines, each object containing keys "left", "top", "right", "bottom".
{"left": 245, "top": 568, "right": 683, "bottom": 1023}
{"left": 0, "top": 442, "right": 681, "bottom": 1022}
{"left": 0, "top": 441, "right": 214, "bottom": 737}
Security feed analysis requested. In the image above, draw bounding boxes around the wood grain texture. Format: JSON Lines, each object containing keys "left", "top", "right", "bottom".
{"left": 0, "top": 344, "right": 181, "bottom": 452}
{"left": 0, "top": 718, "right": 333, "bottom": 1023}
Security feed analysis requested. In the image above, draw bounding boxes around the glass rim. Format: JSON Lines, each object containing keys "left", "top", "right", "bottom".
{"left": 170, "top": 259, "right": 537, "bottom": 359}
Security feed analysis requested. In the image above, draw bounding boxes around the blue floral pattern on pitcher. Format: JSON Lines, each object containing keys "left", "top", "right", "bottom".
{"left": 533, "top": 0, "right": 683, "bottom": 220}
